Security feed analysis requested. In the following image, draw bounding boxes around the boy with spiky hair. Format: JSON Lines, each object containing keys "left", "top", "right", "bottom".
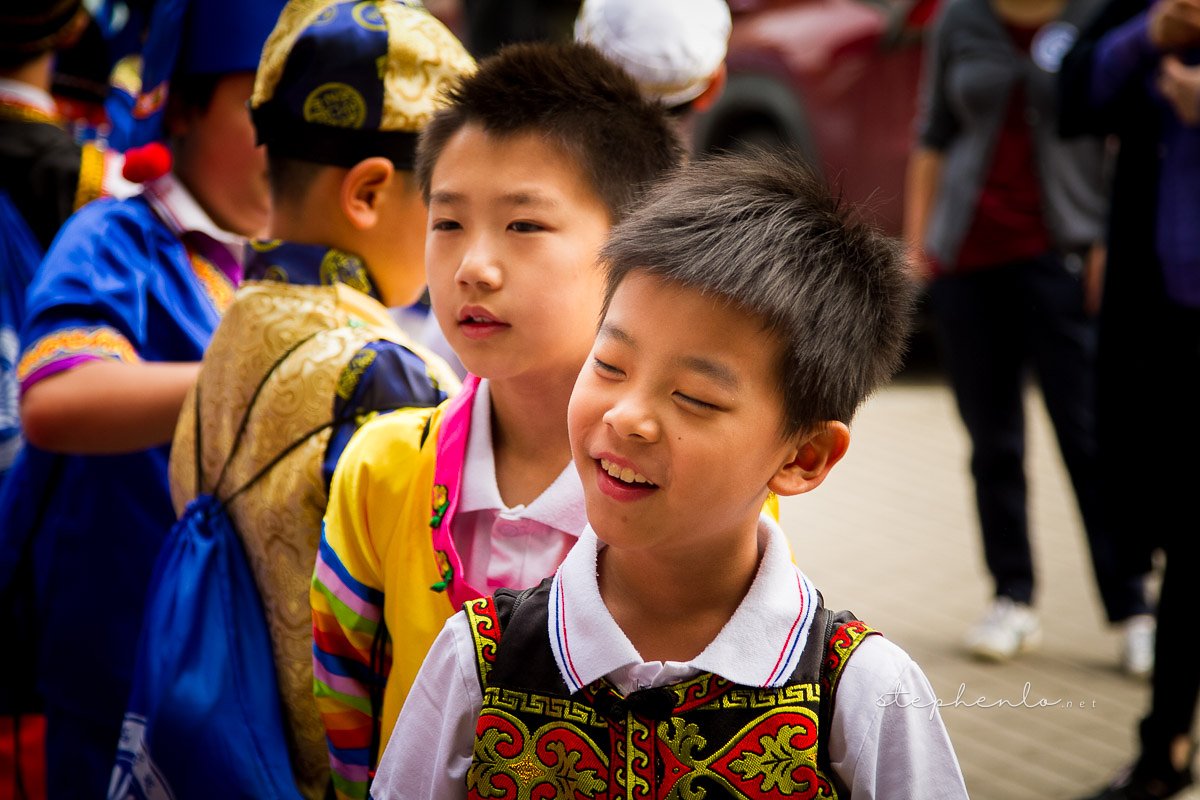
{"left": 311, "top": 41, "right": 684, "bottom": 798}
{"left": 373, "top": 150, "right": 969, "bottom": 799}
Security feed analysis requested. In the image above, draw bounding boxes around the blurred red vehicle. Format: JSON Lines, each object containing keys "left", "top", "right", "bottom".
{"left": 692, "top": 0, "right": 940, "bottom": 238}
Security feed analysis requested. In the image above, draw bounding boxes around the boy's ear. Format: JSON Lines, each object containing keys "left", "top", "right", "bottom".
{"left": 340, "top": 157, "right": 395, "bottom": 230}
{"left": 768, "top": 421, "right": 850, "bottom": 497}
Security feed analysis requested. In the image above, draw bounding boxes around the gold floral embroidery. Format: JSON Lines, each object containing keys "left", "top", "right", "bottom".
{"left": 469, "top": 709, "right": 608, "bottom": 798}
{"left": 189, "top": 251, "right": 235, "bottom": 312}
{"left": 74, "top": 142, "right": 106, "bottom": 210}
{"left": 335, "top": 348, "right": 377, "bottom": 401}
{"left": 319, "top": 250, "right": 372, "bottom": 295}
{"left": 0, "top": 100, "right": 59, "bottom": 126}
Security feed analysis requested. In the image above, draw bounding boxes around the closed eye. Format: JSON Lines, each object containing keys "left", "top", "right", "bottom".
{"left": 593, "top": 357, "right": 624, "bottom": 377}
{"left": 675, "top": 392, "right": 720, "bottom": 411}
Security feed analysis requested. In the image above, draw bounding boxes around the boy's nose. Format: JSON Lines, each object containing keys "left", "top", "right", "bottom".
{"left": 455, "top": 236, "right": 503, "bottom": 289}
{"left": 603, "top": 395, "right": 660, "bottom": 442}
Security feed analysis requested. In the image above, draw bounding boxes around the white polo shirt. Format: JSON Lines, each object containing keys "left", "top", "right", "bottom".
{"left": 374, "top": 516, "right": 969, "bottom": 800}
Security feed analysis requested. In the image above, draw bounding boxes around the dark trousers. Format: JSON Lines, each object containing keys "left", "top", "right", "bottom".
{"left": 1141, "top": 521, "right": 1199, "bottom": 758}
{"left": 929, "top": 252, "right": 1150, "bottom": 622}
{"left": 1144, "top": 308, "right": 1200, "bottom": 754}
{"left": 1103, "top": 287, "right": 1200, "bottom": 760}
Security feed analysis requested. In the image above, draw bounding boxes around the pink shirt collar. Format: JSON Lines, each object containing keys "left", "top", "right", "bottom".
{"left": 458, "top": 378, "right": 587, "bottom": 534}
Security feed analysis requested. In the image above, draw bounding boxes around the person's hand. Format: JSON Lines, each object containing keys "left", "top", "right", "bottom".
{"left": 1158, "top": 55, "right": 1200, "bottom": 125}
{"left": 1148, "top": 0, "right": 1200, "bottom": 50}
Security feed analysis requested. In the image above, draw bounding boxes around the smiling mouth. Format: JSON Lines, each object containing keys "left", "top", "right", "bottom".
{"left": 599, "top": 458, "right": 657, "bottom": 487}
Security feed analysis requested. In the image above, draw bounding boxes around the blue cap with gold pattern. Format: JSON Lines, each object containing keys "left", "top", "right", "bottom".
{"left": 106, "top": 0, "right": 288, "bottom": 152}
{"left": 250, "top": 0, "right": 474, "bottom": 170}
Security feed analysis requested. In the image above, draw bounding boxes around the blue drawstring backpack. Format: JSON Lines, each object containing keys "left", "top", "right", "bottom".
{"left": 109, "top": 494, "right": 303, "bottom": 800}
{"left": 108, "top": 340, "right": 329, "bottom": 798}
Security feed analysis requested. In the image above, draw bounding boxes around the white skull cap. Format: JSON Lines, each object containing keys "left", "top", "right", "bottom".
{"left": 574, "top": 0, "right": 732, "bottom": 108}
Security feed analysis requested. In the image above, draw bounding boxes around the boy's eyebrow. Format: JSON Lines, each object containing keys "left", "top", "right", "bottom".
{"left": 502, "top": 191, "right": 560, "bottom": 209}
{"left": 597, "top": 322, "right": 636, "bottom": 348}
{"left": 599, "top": 323, "right": 740, "bottom": 390}
{"left": 428, "top": 189, "right": 560, "bottom": 209}
{"left": 428, "top": 190, "right": 464, "bottom": 205}
{"left": 679, "top": 356, "right": 740, "bottom": 391}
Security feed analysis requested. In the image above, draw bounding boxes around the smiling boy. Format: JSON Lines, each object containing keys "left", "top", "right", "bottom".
{"left": 310, "top": 41, "right": 683, "bottom": 799}
{"left": 372, "top": 150, "right": 969, "bottom": 799}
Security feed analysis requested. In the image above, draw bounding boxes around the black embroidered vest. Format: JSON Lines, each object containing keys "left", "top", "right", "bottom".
{"left": 464, "top": 578, "right": 879, "bottom": 799}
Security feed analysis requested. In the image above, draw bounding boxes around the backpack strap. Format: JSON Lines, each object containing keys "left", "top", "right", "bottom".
{"left": 219, "top": 411, "right": 361, "bottom": 510}
{"left": 207, "top": 328, "right": 327, "bottom": 500}
{"left": 822, "top": 617, "right": 879, "bottom": 699}
{"left": 464, "top": 595, "right": 502, "bottom": 690}
{"left": 464, "top": 581, "right": 548, "bottom": 692}
{"left": 813, "top": 608, "right": 881, "bottom": 789}
{"left": 209, "top": 327, "right": 418, "bottom": 510}
{"left": 192, "top": 380, "right": 204, "bottom": 497}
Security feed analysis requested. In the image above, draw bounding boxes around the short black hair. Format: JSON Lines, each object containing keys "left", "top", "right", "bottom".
{"left": 601, "top": 148, "right": 915, "bottom": 436}
{"left": 265, "top": 154, "right": 325, "bottom": 201}
{"left": 165, "top": 72, "right": 221, "bottom": 119}
{"left": 415, "top": 40, "right": 684, "bottom": 222}
{"left": 265, "top": 153, "right": 418, "bottom": 202}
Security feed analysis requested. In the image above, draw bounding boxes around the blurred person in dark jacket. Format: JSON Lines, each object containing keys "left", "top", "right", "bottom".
{"left": 1059, "top": 0, "right": 1200, "bottom": 796}
{"left": 903, "top": 0, "right": 1156, "bottom": 674}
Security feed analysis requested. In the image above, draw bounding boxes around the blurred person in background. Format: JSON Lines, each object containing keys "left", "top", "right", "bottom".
{"left": 1, "top": 2, "right": 132, "bottom": 792}
{"left": 1, "top": 0, "right": 126, "bottom": 487}
{"left": 47, "top": 0, "right": 153, "bottom": 142}
{"left": 574, "top": 0, "right": 731, "bottom": 143}
{"left": 903, "top": 0, "right": 1156, "bottom": 672}
{"left": 459, "top": 0, "right": 580, "bottom": 58}
{"left": 1059, "top": 0, "right": 1200, "bottom": 796}
{"left": 0, "top": 0, "right": 284, "bottom": 793}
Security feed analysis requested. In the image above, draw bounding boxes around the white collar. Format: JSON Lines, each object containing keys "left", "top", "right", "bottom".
{"left": 0, "top": 79, "right": 56, "bottom": 115}
{"left": 458, "top": 378, "right": 587, "bottom": 534}
{"left": 141, "top": 171, "right": 245, "bottom": 257}
{"left": 547, "top": 515, "right": 819, "bottom": 693}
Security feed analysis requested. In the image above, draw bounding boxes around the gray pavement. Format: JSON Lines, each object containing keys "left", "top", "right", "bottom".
{"left": 776, "top": 367, "right": 1198, "bottom": 800}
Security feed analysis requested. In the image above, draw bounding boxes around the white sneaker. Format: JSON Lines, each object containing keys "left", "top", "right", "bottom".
{"left": 1120, "top": 614, "right": 1155, "bottom": 678}
{"left": 964, "top": 597, "right": 1041, "bottom": 662}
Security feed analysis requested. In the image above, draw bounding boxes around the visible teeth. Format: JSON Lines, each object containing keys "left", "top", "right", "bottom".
{"left": 599, "top": 458, "right": 653, "bottom": 485}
